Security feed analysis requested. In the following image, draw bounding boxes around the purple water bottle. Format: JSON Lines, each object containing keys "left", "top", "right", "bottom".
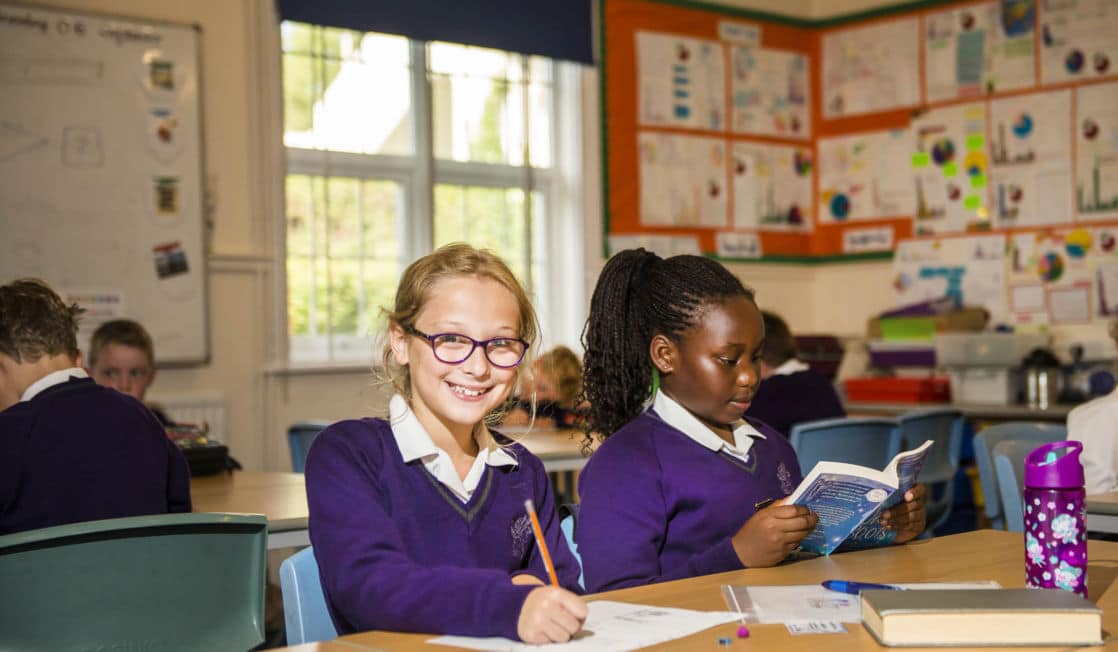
{"left": 1024, "top": 441, "right": 1087, "bottom": 597}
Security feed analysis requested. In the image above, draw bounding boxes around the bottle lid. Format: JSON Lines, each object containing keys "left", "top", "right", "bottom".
{"left": 1024, "top": 440, "right": 1083, "bottom": 488}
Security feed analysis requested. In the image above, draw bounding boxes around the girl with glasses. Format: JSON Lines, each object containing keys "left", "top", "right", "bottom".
{"left": 306, "top": 243, "right": 585, "bottom": 643}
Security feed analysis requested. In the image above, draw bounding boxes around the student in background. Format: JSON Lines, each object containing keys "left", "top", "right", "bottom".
{"left": 1069, "top": 317, "right": 1118, "bottom": 494}
{"left": 503, "top": 345, "right": 585, "bottom": 428}
{"left": 0, "top": 279, "right": 191, "bottom": 534}
{"left": 744, "top": 311, "right": 845, "bottom": 437}
{"left": 86, "top": 319, "right": 171, "bottom": 425}
{"left": 576, "top": 250, "right": 925, "bottom": 592}
{"left": 306, "top": 244, "right": 585, "bottom": 643}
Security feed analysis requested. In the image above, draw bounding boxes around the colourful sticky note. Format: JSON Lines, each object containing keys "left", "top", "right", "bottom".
{"left": 912, "top": 152, "right": 931, "bottom": 168}
{"left": 971, "top": 174, "right": 987, "bottom": 188}
{"left": 966, "top": 133, "right": 985, "bottom": 150}
{"left": 943, "top": 162, "right": 958, "bottom": 177}
{"left": 964, "top": 194, "right": 981, "bottom": 210}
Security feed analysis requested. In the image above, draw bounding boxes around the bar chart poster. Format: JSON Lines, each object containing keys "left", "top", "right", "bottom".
{"left": 988, "top": 89, "right": 1073, "bottom": 228}
{"left": 1076, "top": 81, "right": 1118, "bottom": 221}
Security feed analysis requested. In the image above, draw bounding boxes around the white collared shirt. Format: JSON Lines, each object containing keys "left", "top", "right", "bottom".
{"left": 771, "top": 358, "right": 811, "bottom": 376}
{"left": 21, "top": 367, "right": 88, "bottom": 402}
{"left": 652, "top": 390, "right": 765, "bottom": 463}
{"left": 389, "top": 394, "right": 518, "bottom": 503}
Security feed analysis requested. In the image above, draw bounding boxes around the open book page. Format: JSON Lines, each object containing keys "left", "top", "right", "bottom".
{"left": 842, "top": 439, "right": 933, "bottom": 549}
{"left": 429, "top": 601, "right": 741, "bottom": 652}
{"left": 788, "top": 440, "right": 934, "bottom": 555}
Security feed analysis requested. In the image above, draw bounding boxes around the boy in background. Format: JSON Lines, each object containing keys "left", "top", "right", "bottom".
{"left": 744, "top": 311, "right": 846, "bottom": 438}
{"left": 86, "top": 319, "right": 171, "bottom": 425}
{"left": 0, "top": 279, "right": 190, "bottom": 534}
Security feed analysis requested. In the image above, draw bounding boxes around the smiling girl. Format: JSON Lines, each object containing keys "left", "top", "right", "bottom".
{"left": 305, "top": 243, "right": 585, "bottom": 642}
{"left": 575, "top": 249, "right": 925, "bottom": 592}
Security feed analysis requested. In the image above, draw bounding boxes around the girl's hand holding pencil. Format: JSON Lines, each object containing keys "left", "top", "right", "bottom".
{"left": 517, "top": 499, "right": 587, "bottom": 643}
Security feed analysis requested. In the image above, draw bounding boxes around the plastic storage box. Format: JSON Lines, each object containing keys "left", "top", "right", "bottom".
{"left": 845, "top": 377, "right": 951, "bottom": 403}
{"left": 933, "top": 332, "right": 1050, "bottom": 366}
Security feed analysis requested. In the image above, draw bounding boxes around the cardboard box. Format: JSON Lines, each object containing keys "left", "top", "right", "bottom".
{"left": 867, "top": 307, "right": 988, "bottom": 340}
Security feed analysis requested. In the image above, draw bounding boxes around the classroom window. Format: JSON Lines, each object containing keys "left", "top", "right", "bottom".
{"left": 282, "top": 23, "right": 583, "bottom": 363}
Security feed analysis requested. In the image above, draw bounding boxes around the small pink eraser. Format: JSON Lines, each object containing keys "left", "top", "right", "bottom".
{"left": 737, "top": 625, "right": 750, "bottom": 638}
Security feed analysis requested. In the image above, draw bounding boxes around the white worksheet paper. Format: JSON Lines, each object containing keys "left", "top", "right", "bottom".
{"left": 429, "top": 600, "right": 740, "bottom": 651}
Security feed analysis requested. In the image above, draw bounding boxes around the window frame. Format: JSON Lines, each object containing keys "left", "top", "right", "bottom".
{"left": 280, "top": 27, "right": 584, "bottom": 365}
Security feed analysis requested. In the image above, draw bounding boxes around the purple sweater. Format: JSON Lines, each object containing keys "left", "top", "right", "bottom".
{"left": 0, "top": 377, "right": 191, "bottom": 534}
{"left": 577, "top": 410, "right": 802, "bottom": 592}
{"left": 745, "top": 369, "right": 845, "bottom": 437}
{"left": 305, "top": 418, "right": 581, "bottom": 639}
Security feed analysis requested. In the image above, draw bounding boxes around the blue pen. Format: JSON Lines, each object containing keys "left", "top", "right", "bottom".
{"left": 821, "top": 580, "right": 902, "bottom": 595}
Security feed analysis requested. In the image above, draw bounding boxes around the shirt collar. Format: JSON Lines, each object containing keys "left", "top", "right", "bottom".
{"left": 388, "top": 394, "right": 517, "bottom": 467}
{"left": 652, "top": 390, "right": 764, "bottom": 456}
{"left": 771, "top": 358, "right": 811, "bottom": 376}
{"left": 22, "top": 367, "right": 88, "bottom": 402}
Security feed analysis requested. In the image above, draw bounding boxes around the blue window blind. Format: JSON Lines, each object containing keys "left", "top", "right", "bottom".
{"left": 276, "top": 0, "right": 594, "bottom": 64}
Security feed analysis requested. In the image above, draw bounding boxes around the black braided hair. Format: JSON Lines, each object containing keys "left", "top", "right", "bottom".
{"left": 580, "top": 249, "right": 755, "bottom": 448}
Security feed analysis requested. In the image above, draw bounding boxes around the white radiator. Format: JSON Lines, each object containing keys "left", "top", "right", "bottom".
{"left": 152, "top": 392, "right": 227, "bottom": 443}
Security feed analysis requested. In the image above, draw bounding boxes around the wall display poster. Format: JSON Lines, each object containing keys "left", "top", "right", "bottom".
{"left": 1040, "top": 0, "right": 1118, "bottom": 85}
{"left": 822, "top": 18, "right": 921, "bottom": 119}
{"left": 1007, "top": 228, "right": 1096, "bottom": 324}
{"left": 638, "top": 131, "right": 728, "bottom": 227}
{"left": 637, "top": 31, "right": 725, "bottom": 131}
{"left": 817, "top": 129, "right": 913, "bottom": 224}
{"left": 909, "top": 102, "right": 990, "bottom": 235}
{"left": 730, "top": 46, "right": 810, "bottom": 139}
{"left": 1076, "top": 81, "right": 1118, "bottom": 222}
{"left": 894, "top": 234, "right": 1008, "bottom": 324}
{"left": 730, "top": 141, "right": 813, "bottom": 231}
{"left": 988, "top": 89, "right": 1074, "bottom": 228}
{"left": 924, "top": 0, "right": 1036, "bottom": 102}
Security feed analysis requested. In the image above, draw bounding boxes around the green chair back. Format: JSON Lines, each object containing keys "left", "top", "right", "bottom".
{"left": 0, "top": 512, "right": 267, "bottom": 651}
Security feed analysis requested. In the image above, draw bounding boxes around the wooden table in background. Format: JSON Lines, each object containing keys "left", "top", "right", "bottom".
{"left": 302, "top": 530, "right": 1118, "bottom": 651}
{"left": 508, "top": 427, "right": 592, "bottom": 504}
{"left": 190, "top": 471, "right": 308, "bottom": 549}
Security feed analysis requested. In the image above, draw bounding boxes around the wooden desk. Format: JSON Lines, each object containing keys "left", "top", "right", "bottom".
{"left": 319, "top": 530, "right": 1118, "bottom": 651}
{"left": 509, "top": 427, "right": 589, "bottom": 473}
{"left": 190, "top": 471, "right": 308, "bottom": 549}
{"left": 846, "top": 400, "right": 1072, "bottom": 422}
{"left": 1088, "top": 491, "right": 1118, "bottom": 534}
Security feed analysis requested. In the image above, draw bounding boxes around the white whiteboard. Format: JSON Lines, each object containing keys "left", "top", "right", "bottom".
{"left": 0, "top": 3, "right": 207, "bottom": 365}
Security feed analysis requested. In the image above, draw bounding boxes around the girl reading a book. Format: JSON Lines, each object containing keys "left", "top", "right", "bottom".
{"left": 575, "top": 249, "right": 927, "bottom": 592}
{"left": 305, "top": 243, "right": 585, "bottom": 643}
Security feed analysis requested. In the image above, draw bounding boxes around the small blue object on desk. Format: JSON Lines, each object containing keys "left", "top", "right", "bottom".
{"left": 821, "top": 580, "right": 902, "bottom": 595}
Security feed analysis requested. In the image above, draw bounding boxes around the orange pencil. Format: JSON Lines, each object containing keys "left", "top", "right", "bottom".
{"left": 524, "top": 498, "right": 559, "bottom": 586}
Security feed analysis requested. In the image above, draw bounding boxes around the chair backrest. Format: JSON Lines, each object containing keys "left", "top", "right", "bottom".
{"left": 789, "top": 417, "right": 901, "bottom": 477}
{"left": 279, "top": 546, "right": 337, "bottom": 644}
{"left": 973, "top": 422, "right": 1067, "bottom": 529}
{"left": 288, "top": 420, "right": 331, "bottom": 473}
{"left": 558, "top": 503, "right": 584, "bottom": 591}
{"left": 0, "top": 513, "right": 267, "bottom": 652}
{"left": 895, "top": 408, "right": 965, "bottom": 532}
{"left": 993, "top": 439, "right": 1050, "bottom": 533}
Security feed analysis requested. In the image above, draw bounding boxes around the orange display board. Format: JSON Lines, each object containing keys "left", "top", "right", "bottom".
{"left": 601, "top": 0, "right": 1118, "bottom": 261}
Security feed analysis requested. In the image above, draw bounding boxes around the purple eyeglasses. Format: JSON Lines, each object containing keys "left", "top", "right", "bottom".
{"left": 404, "top": 325, "right": 529, "bottom": 368}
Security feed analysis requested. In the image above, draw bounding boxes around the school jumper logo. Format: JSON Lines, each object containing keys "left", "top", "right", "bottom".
{"left": 510, "top": 514, "right": 533, "bottom": 560}
{"left": 777, "top": 462, "right": 794, "bottom": 494}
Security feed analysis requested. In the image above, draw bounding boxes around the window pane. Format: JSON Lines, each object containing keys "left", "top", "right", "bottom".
{"left": 287, "top": 174, "right": 403, "bottom": 362}
{"left": 429, "top": 43, "right": 552, "bottom": 167}
{"left": 433, "top": 184, "right": 543, "bottom": 289}
{"left": 282, "top": 22, "right": 412, "bottom": 155}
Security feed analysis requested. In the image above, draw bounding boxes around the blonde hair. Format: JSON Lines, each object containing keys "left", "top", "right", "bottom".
{"left": 535, "top": 345, "right": 583, "bottom": 406}
{"left": 379, "top": 243, "right": 539, "bottom": 435}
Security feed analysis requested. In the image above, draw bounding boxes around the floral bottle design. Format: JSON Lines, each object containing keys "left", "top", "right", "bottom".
{"left": 1024, "top": 441, "right": 1087, "bottom": 598}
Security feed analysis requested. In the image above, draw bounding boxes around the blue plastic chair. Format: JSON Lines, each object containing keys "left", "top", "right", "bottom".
{"left": 789, "top": 417, "right": 901, "bottom": 477}
{"left": 558, "top": 504, "right": 584, "bottom": 591}
{"left": 288, "top": 420, "right": 331, "bottom": 473}
{"left": 895, "top": 408, "right": 965, "bottom": 533}
{"left": 993, "top": 439, "right": 1049, "bottom": 533}
{"left": 0, "top": 513, "right": 267, "bottom": 652}
{"left": 279, "top": 546, "right": 337, "bottom": 644}
{"left": 973, "top": 422, "right": 1067, "bottom": 530}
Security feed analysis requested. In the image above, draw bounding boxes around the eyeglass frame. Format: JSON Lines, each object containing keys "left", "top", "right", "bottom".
{"left": 403, "top": 325, "right": 530, "bottom": 369}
